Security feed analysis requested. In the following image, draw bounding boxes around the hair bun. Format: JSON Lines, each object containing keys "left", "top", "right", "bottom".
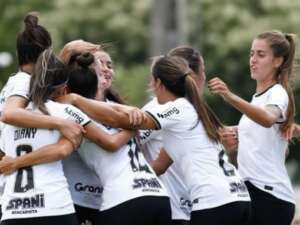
{"left": 24, "top": 12, "right": 39, "bottom": 29}
{"left": 76, "top": 52, "right": 94, "bottom": 68}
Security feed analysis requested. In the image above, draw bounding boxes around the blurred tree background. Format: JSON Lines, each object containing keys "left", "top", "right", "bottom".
{"left": 0, "top": 0, "right": 299, "bottom": 182}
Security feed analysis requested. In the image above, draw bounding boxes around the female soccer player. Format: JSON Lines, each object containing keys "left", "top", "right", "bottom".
{"left": 0, "top": 50, "right": 135, "bottom": 225}
{"left": 58, "top": 55, "right": 251, "bottom": 225}
{"left": 1, "top": 13, "right": 83, "bottom": 150}
{"left": 208, "top": 31, "right": 296, "bottom": 225}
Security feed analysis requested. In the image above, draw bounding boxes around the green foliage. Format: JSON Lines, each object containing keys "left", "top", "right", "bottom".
{"left": 113, "top": 64, "right": 150, "bottom": 107}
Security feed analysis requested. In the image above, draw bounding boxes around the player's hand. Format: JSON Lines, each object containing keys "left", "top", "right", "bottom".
{"left": 0, "top": 156, "right": 17, "bottom": 175}
{"left": 57, "top": 119, "right": 84, "bottom": 149}
{"left": 218, "top": 126, "right": 238, "bottom": 152}
{"left": 127, "top": 107, "right": 146, "bottom": 127}
{"left": 208, "top": 77, "right": 233, "bottom": 101}
{"left": 59, "top": 40, "right": 101, "bottom": 64}
{"left": 282, "top": 123, "right": 298, "bottom": 140}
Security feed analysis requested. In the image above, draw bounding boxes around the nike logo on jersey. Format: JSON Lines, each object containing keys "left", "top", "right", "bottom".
{"left": 6, "top": 193, "right": 45, "bottom": 210}
{"left": 65, "top": 107, "right": 84, "bottom": 124}
{"left": 14, "top": 128, "right": 37, "bottom": 141}
{"left": 157, "top": 107, "right": 180, "bottom": 119}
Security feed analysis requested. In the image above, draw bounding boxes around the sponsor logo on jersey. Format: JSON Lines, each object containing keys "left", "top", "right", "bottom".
{"left": 133, "top": 178, "right": 162, "bottom": 191}
{"left": 14, "top": 128, "right": 37, "bottom": 141}
{"left": 81, "top": 220, "right": 92, "bottom": 225}
{"left": 65, "top": 107, "right": 84, "bottom": 124}
{"left": 6, "top": 193, "right": 45, "bottom": 211}
{"left": 229, "top": 181, "right": 249, "bottom": 197}
{"left": 75, "top": 182, "right": 103, "bottom": 194}
{"left": 139, "top": 129, "right": 152, "bottom": 141}
{"left": 157, "top": 107, "right": 180, "bottom": 119}
{"left": 180, "top": 197, "right": 192, "bottom": 208}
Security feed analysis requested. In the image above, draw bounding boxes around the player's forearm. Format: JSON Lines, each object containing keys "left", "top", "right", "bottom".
{"left": 2, "top": 107, "right": 61, "bottom": 129}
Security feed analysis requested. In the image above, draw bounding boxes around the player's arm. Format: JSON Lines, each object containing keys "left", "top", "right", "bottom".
{"left": 0, "top": 137, "right": 75, "bottom": 175}
{"left": 1, "top": 96, "right": 84, "bottom": 147}
{"left": 84, "top": 122, "right": 135, "bottom": 152}
{"left": 150, "top": 148, "right": 173, "bottom": 176}
{"left": 57, "top": 93, "right": 158, "bottom": 130}
{"left": 208, "top": 77, "right": 282, "bottom": 127}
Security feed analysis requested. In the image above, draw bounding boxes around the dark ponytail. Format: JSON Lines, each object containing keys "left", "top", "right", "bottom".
{"left": 68, "top": 52, "right": 98, "bottom": 99}
{"left": 168, "top": 46, "right": 223, "bottom": 133}
{"left": 152, "top": 56, "right": 221, "bottom": 142}
{"left": 17, "top": 12, "right": 52, "bottom": 66}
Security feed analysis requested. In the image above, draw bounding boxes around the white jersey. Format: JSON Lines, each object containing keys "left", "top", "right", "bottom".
{"left": 0, "top": 71, "right": 31, "bottom": 205}
{"left": 145, "top": 97, "right": 250, "bottom": 211}
{"left": 1, "top": 100, "right": 90, "bottom": 220}
{"left": 63, "top": 149, "right": 102, "bottom": 209}
{"left": 78, "top": 122, "right": 168, "bottom": 211}
{"left": 140, "top": 98, "right": 191, "bottom": 220}
{"left": 238, "top": 84, "right": 295, "bottom": 204}
{"left": 0, "top": 71, "right": 30, "bottom": 112}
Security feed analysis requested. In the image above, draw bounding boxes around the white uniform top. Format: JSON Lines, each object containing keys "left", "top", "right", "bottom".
{"left": 1, "top": 100, "right": 91, "bottom": 220}
{"left": 63, "top": 149, "right": 102, "bottom": 209}
{"left": 140, "top": 98, "right": 191, "bottom": 220}
{"left": 78, "top": 122, "right": 168, "bottom": 211}
{"left": 238, "top": 84, "right": 295, "bottom": 204}
{"left": 0, "top": 71, "right": 31, "bottom": 205}
{"left": 145, "top": 97, "right": 250, "bottom": 211}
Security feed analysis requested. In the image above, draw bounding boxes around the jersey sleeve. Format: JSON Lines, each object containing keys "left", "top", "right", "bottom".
{"left": 144, "top": 100, "right": 182, "bottom": 130}
{"left": 6, "top": 73, "right": 30, "bottom": 100}
{"left": 63, "top": 104, "right": 91, "bottom": 126}
{"left": 266, "top": 85, "right": 289, "bottom": 122}
{"left": 47, "top": 101, "right": 91, "bottom": 127}
{"left": 139, "top": 129, "right": 160, "bottom": 145}
{"left": 140, "top": 97, "right": 161, "bottom": 144}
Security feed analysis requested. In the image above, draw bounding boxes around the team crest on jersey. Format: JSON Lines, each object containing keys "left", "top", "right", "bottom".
{"left": 157, "top": 107, "right": 180, "bottom": 119}
{"left": 6, "top": 193, "right": 45, "bottom": 213}
{"left": 64, "top": 107, "right": 84, "bottom": 124}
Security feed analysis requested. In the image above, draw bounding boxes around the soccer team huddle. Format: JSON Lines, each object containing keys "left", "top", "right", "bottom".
{"left": 0, "top": 12, "right": 297, "bottom": 225}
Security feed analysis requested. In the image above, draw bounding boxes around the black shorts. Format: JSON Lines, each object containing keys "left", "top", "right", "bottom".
{"left": 191, "top": 201, "right": 250, "bottom": 225}
{"left": 0, "top": 213, "right": 78, "bottom": 225}
{"left": 245, "top": 181, "right": 295, "bottom": 225}
{"left": 172, "top": 219, "right": 190, "bottom": 225}
{"left": 74, "top": 204, "right": 101, "bottom": 225}
{"left": 100, "top": 196, "right": 171, "bottom": 225}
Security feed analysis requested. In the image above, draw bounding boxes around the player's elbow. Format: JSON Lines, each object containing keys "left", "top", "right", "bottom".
{"left": 1, "top": 109, "right": 17, "bottom": 124}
